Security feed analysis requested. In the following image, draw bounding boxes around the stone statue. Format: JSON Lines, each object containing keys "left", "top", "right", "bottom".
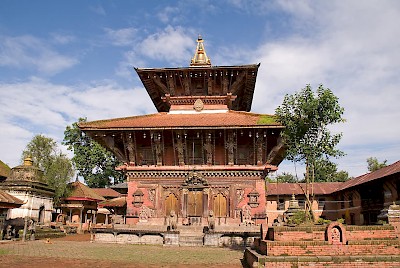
{"left": 28, "top": 219, "right": 36, "bottom": 241}
{"left": 166, "top": 210, "right": 178, "bottom": 231}
{"left": 208, "top": 210, "right": 215, "bottom": 231}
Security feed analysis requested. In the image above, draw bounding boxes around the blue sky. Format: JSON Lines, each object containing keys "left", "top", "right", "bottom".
{"left": 0, "top": 0, "right": 399, "bottom": 178}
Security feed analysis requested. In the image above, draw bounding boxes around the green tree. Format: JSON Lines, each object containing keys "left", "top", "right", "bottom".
{"left": 22, "top": 134, "right": 74, "bottom": 204}
{"left": 63, "top": 118, "right": 124, "bottom": 188}
{"left": 367, "top": 157, "right": 387, "bottom": 172}
{"left": 275, "top": 84, "right": 345, "bottom": 217}
{"left": 275, "top": 172, "right": 298, "bottom": 183}
{"left": 314, "top": 158, "right": 349, "bottom": 182}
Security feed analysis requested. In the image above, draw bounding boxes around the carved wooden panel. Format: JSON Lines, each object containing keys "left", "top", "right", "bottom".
{"left": 213, "top": 193, "right": 227, "bottom": 217}
{"left": 165, "top": 193, "right": 178, "bottom": 216}
{"left": 188, "top": 191, "right": 203, "bottom": 216}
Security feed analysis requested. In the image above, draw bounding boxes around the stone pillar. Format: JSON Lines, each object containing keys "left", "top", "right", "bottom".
{"left": 79, "top": 208, "right": 83, "bottom": 233}
{"left": 388, "top": 202, "right": 400, "bottom": 236}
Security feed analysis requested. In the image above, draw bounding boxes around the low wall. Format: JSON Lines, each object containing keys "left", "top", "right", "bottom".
{"left": 245, "top": 248, "right": 400, "bottom": 268}
{"left": 260, "top": 240, "right": 400, "bottom": 256}
{"left": 267, "top": 224, "right": 397, "bottom": 242}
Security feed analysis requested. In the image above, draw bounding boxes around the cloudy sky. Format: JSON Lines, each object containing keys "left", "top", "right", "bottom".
{"left": 0, "top": 0, "right": 399, "bottom": 178}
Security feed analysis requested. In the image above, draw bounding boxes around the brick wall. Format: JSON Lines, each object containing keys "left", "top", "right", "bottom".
{"left": 263, "top": 240, "right": 400, "bottom": 256}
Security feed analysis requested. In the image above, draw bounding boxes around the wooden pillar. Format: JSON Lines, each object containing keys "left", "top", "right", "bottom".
{"left": 79, "top": 208, "right": 83, "bottom": 233}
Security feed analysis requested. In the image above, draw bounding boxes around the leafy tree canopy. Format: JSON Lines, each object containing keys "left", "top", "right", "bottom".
{"left": 274, "top": 172, "right": 298, "bottom": 183}
{"left": 22, "top": 134, "right": 74, "bottom": 204}
{"left": 275, "top": 84, "right": 346, "bottom": 216}
{"left": 63, "top": 118, "right": 124, "bottom": 188}
{"left": 367, "top": 157, "right": 387, "bottom": 172}
{"left": 314, "top": 158, "right": 349, "bottom": 182}
{"left": 275, "top": 84, "right": 345, "bottom": 165}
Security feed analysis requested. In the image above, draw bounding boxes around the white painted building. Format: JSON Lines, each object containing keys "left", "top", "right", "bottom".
{"left": 0, "top": 158, "right": 54, "bottom": 223}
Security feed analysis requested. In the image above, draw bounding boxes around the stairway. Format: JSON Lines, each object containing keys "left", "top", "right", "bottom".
{"left": 178, "top": 225, "right": 204, "bottom": 246}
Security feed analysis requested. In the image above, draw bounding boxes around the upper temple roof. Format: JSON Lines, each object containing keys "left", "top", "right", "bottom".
{"left": 134, "top": 36, "right": 260, "bottom": 113}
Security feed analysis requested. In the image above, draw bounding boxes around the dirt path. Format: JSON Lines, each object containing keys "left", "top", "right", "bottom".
{"left": 0, "top": 237, "right": 244, "bottom": 268}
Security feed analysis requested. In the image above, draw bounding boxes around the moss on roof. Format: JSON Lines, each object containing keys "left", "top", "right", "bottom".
{"left": 256, "top": 115, "right": 278, "bottom": 125}
{"left": 0, "top": 160, "right": 11, "bottom": 178}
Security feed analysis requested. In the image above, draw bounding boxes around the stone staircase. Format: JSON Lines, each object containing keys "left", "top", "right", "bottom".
{"left": 178, "top": 225, "right": 204, "bottom": 247}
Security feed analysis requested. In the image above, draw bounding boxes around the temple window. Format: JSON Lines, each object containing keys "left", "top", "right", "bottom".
{"left": 277, "top": 198, "right": 285, "bottom": 210}
{"left": 132, "top": 189, "right": 144, "bottom": 207}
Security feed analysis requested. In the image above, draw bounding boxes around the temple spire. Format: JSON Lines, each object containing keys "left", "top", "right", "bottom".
{"left": 190, "top": 35, "right": 211, "bottom": 67}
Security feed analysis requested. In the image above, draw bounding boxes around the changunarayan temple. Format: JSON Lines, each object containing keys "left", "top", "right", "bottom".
{"left": 79, "top": 36, "right": 285, "bottom": 240}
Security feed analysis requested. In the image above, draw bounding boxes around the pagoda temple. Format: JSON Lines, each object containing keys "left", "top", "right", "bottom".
{"left": 79, "top": 36, "right": 285, "bottom": 227}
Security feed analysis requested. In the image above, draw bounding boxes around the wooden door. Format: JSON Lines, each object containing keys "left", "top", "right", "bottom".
{"left": 165, "top": 193, "right": 178, "bottom": 216}
{"left": 213, "top": 193, "right": 227, "bottom": 217}
{"left": 188, "top": 191, "right": 203, "bottom": 216}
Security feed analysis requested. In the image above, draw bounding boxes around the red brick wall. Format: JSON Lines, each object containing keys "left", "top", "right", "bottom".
{"left": 263, "top": 241, "right": 400, "bottom": 256}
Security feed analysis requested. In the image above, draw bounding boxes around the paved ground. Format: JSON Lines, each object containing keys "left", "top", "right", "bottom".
{"left": 0, "top": 235, "right": 244, "bottom": 267}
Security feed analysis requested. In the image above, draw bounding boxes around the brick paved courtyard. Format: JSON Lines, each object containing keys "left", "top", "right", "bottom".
{"left": 0, "top": 237, "right": 243, "bottom": 268}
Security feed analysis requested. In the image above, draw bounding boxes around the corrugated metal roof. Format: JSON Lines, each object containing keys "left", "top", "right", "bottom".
{"left": 266, "top": 182, "right": 342, "bottom": 195}
{"left": 337, "top": 160, "right": 400, "bottom": 191}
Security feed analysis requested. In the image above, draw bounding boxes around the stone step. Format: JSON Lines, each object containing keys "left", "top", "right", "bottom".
{"left": 179, "top": 235, "right": 204, "bottom": 247}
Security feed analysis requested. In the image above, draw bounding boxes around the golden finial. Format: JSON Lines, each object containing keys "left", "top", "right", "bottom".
{"left": 190, "top": 35, "right": 211, "bottom": 67}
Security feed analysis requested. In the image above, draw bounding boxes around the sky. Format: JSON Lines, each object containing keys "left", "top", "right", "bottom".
{"left": 0, "top": 0, "right": 399, "bottom": 179}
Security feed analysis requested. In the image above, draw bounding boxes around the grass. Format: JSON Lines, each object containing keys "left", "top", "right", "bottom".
{"left": 0, "top": 241, "right": 243, "bottom": 266}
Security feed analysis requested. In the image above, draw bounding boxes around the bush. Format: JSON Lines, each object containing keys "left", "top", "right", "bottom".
{"left": 287, "top": 211, "right": 307, "bottom": 225}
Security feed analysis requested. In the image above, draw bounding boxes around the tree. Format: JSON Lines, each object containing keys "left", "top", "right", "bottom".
{"left": 275, "top": 172, "right": 298, "bottom": 183}
{"left": 63, "top": 118, "right": 124, "bottom": 188}
{"left": 22, "top": 134, "right": 74, "bottom": 204}
{"left": 367, "top": 157, "right": 387, "bottom": 172}
{"left": 314, "top": 158, "right": 349, "bottom": 182}
{"left": 275, "top": 84, "right": 345, "bottom": 217}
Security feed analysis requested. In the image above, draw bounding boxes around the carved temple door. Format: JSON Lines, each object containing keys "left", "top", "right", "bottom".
{"left": 165, "top": 193, "right": 179, "bottom": 216}
{"left": 187, "top": 190, "right": 203, "bottom": 216}
{"left": 213, "top": 193, "right": 227, "bottom": 217}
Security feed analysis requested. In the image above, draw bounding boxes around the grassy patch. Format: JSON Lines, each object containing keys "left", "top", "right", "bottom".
{"left": 0, "top": 249, "right": 8, "bottom": 255}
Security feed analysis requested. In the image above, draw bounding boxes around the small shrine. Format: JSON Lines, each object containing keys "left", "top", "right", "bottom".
{"left": 0, "top": 157, "right": 54, "bottom": 224}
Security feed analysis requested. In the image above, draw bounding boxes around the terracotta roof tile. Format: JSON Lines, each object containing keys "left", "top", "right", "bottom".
{"left": 337, "top": 160, "right": 400, "bottom": 192}
{"left": 266, "top": 182, "right": 342, "bottom": 196}
{"left": 99, "top": 196, "right": 127, "bottom": 208}
{"left": 66, "top": 181, "right": 106, "bottom": 201}
{"left": 92, "top": 188, "right": 120, "bottom": 198}
{"left": 0, "top": 189, "right": 23, "bottom": 207}
{"left": 79, "top": 111, "right": 281, "bottom": 130}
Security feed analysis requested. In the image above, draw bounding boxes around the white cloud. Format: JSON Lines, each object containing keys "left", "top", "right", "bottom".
{"left": 51, "top": 33, "right": 76, "bottom": 44}
{"left": 0, "top": 78, "right": 155, "bottom": 168}
{"left": 104, "top": 27, "right": 138, "bottom": 46}
{"left": 138, "top": 26, "right": 195, "bottom": 65}
{"left": 245, "top": 1, "right": 400, "bottom": 176}
{"left": 0, "top": 35, "right": 79, "bottom": 75}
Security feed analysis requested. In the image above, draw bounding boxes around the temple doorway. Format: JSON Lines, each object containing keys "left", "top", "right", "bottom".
{"left": 213, "top": 193, "right": 227, "bottom": 217}
{"left": 165, "top": 193, "right": 179, "bottom": 216}
{"left": 38, "top": 205, "right": 45, "bottom": 224}
{"left": 188, "top": 190, "right": 203, "bottom": 217}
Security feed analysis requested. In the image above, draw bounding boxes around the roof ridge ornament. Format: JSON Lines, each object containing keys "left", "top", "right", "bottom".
{"left": 190, "top": 35, "right": 211, "bottom": 67}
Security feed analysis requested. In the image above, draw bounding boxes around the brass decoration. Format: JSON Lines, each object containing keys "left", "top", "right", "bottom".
{"left": 193, "top": 98, "right": 204, "bottom": 112}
